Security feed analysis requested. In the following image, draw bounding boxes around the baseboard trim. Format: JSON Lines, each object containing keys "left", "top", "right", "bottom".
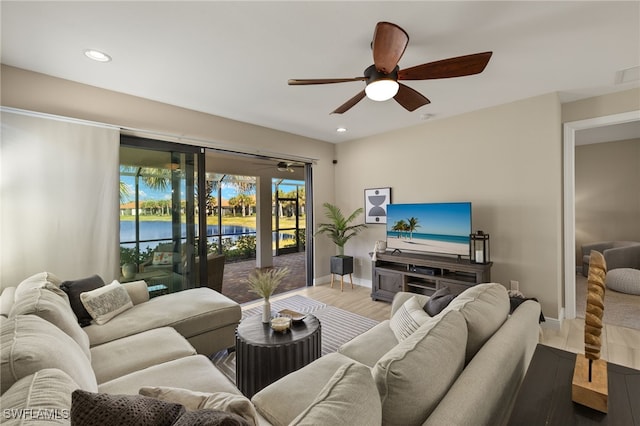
{"left": 313, "top": 275, "right": 372, "bottom": 289}
{"left": 541, "top": 310, "right": 564, "bottom": 330}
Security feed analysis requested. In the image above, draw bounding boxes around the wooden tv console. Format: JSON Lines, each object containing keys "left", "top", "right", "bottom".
{"left": 371, "top": 251, "right": 492, "bottom": 302}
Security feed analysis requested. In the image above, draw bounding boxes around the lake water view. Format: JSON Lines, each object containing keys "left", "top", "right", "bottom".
{"left": 120, "top": 220, "right": 294, "bottom": 250}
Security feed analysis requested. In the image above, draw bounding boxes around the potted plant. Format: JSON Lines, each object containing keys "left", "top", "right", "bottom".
{"left": 315, "top": 202, "right": 367, "bottom": 282}
{"left": 247, "top": 267, "right": 290, "bottom": 323}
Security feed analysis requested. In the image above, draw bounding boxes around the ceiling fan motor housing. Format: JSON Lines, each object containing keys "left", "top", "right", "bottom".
{"left": 364, "top": 64, "right": 399, "bottom": 85}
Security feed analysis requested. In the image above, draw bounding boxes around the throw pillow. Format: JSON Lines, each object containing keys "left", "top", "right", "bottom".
{"left": 80, "top": 281, "right": 133, "bottom": 325}
{"left": 289, "top": 362, "right": 382, "bottom": 426}
{"left": 0, "top": 368, "right": 78, "bottom": 422}
{"left": 9, "top": 284, "right": 91, "bottom": 360}
{"left": 424, "top": 286, "right": 456, "bottom": 316}
{"left": 139, "top": 387, "right": 258, "bottom": 426}
{"left": 173, "top": 409, "right": 250, "bottom": 426}
{"left": 389, "top": 296, "right": 430, "bottom": 341}
{"left": 152, "top": 252, "right": 173, "bottom": 265}
{"left": 14, "top": 271, "right": 63, "bottom": 299}
{"left": 60, "top": 275, "right": 105, "bottom": 327}
{"left": 71, "top": 390, "right": 185, "bottom": 426}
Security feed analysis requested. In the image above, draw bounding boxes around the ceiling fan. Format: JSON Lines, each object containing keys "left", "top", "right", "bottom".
{"left": 276, "top": 162, "right": 304, "bottom": 173}
{"left": 288, "top": 21, "right": 492, "bottom": 114}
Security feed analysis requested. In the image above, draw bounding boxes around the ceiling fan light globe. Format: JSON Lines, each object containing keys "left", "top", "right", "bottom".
{"left": 365, "top": 79, "right": 399, "bottom": 101}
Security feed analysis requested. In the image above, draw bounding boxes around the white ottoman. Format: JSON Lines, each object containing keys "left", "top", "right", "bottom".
{"left": 606, "top": 268, "right": 640, "bottom": 295}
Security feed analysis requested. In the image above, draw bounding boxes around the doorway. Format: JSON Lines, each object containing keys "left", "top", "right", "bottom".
{"left": 562, "top": 110, "right": 640, "bottom": 319}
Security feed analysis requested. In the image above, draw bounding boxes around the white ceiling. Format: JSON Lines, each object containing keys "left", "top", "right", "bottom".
{"left": 2, "top": 1, "right": 639, "bottom": 144}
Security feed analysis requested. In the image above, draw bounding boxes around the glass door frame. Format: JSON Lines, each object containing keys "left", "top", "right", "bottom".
{"left": 120, "top": 135, "right": 207, "bottom": 290}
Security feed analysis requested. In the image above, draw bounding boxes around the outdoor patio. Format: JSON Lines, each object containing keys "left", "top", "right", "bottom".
{"left": 220, "top": 251, "right": 307, "bottom": 305}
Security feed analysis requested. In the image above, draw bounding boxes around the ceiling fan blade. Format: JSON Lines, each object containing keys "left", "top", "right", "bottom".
{"left": 288, "top": 77, "right": 366, "bottom": 85}
{"left": 331, "top": 90, "right": 366, "bottom": 114}
{"left": 394, "top": 84, "right": 430, "bottom": 112}
{"left": 398, "top": 51, "right": 493, "bottom": 80}
{"left": 372, "top": 22, "right": 409, "bottom": 74}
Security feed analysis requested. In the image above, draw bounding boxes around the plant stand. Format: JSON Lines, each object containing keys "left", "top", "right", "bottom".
{"left": 330, "top": 255, "right": 354, "bottom": 292}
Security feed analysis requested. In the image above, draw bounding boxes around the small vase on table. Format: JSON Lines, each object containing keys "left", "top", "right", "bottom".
{"left": 262, "top": 299, "right": 271, "bottom": 324}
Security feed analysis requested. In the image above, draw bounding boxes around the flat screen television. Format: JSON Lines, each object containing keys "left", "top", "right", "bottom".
{"left": 386, "top": 202, "right": 472, "bottom": 257}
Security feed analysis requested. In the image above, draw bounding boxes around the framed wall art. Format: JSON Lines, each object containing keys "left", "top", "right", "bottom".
{"left": 364, "top": 187, "right": 391, "bottom": 224}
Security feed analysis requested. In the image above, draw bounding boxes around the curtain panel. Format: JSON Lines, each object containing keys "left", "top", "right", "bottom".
{"left": 1, "top": 111, "right": 120, "bottom": 288}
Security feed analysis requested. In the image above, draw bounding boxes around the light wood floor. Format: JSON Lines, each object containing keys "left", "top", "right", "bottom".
{"left": 249, "top": 283, "right": 640, "bottom": 370}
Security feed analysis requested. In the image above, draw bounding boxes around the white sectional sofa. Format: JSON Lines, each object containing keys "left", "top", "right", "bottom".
{"left": 0, "top": 273, "right": 541, "bottom": 426}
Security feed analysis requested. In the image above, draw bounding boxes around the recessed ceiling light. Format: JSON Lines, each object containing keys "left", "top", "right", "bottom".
{"left": 84, "top": 49, "right": 112, "bottom": 62}
{"left": 336, "top": 127, "right": 347, "bottom": 133}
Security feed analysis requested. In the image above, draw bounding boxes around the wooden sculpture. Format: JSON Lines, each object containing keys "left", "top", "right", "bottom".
{"left": 572, "top": 250, "right": 608, "bottom": 413}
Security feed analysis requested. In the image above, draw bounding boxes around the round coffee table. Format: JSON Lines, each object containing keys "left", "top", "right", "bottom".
{"left": 235, "top": 314, "right": 321, "bottom": 398}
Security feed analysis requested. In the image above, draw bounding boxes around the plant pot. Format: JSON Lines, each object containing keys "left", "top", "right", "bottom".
{"left": 122, "top": 263, "right": 136, "bottom": 279}
{"left": 330, "top": 255, "right": 354, "bottom": 276}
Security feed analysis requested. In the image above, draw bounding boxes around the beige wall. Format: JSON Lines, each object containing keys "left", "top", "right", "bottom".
{"left": 575, "top": 138, "right": 640, "bottom": 263}
{"left": 0, "top": 65, "right": 337, "bottom": 280}
{"left": 562, "top": 88, "right": 640, "bottom": 123}
{"left": 336, "top": 93, "right": 564, "bottom": 319}
{"left": 3, "top": 62, "right": 638, "bottom": 319}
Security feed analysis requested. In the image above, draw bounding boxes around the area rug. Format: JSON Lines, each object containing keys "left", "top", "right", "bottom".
{"left": 211, "top": 295, "right": 379, "bottom": 384}
{"left": 575, "top": 274, "right": 640, "bottom": 330}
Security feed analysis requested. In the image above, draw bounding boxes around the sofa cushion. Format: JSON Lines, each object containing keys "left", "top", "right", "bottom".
{"left": 98, "top": 355, "right": 241, "bottom": 396}
{"left": 337, "top": 320, "right": 398, "bottom": 367}
{"left": 139, "top": 386, "right": 258, "bottom": 426}
{"left": 15, "top": 272, "right": 62, "bottom": 299}
{"left": 80, "top": 281, "right": 133, "bottom": 325}
{"left": 71, "top": 389, "right": 185, "bottom": 426}
{"left": 91, "top": 327, "right": 196, "bottom": 384}
{"left": 373, "top": 310, "right": 467, "bottom": 426}
{"left": 0, "top": 368, "right": 78, "bottom": 425}
{"left": 172, "top": 409, "right": 249, "bottom": 426}
{"left": 252, "top": 352, "right": 355, "bottom": 425}
{"left": 289, "top": 361, "right": 382, "bottom": 426}
{"left": 1, "top": 315, "right": 98, "bottom": 394}
{"left": 9, "top": 284, "right": 91, "bottom": 360}
{"left": 424, "top": 286, "right": 456, "bottom": 316}
{"left": 441, "top": 283, "right": 510, "bottom": 362}
{"left": 122, "top": 280, "right": 150, "bottom": 305}
{"left": 60, "top": 275, "right": 105, "bottom": 327}
{"left": 83, "top": 288, "right": 241, "bottom": 348}
{"left": 389, "top": 296, "right": 430, "bottom": 341}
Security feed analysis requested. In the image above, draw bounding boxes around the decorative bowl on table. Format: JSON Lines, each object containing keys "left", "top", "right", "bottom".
{"left": 278, "top": 309, "right": 307, "bottom": 322}
{"left": 270, "top": 316, "right": 292, "bottom": 333}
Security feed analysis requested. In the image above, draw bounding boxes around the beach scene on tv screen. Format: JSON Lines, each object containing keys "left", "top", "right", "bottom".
{"left": 386, "top": 203, "right": 471, "bottom": 256}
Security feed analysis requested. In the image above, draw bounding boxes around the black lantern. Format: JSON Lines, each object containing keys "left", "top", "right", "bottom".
{"left": 470, "top": 230, "right": 490, "bottom": 264}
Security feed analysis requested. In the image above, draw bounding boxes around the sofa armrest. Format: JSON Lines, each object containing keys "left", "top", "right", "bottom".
{"left": 424, "top": 300, "right": 541, "bottom": 426}
{"left": 604, "top": 244, "right": 640, "bottom": 270}
{"left": 581, "top": 241, "right": 613, "bottom": 257}
{"left": 122, "top": 280, "right": 150, "bottom": 305}
{"left": 391, "top": 291, "right": 430, "bottom": 317}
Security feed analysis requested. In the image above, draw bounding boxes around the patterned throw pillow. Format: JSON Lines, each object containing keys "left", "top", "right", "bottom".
{"left": 152, "top": 252, "right": 173, "bottom": 265}
{"left": 389, "top": 296, "right": 431, "bottom": 341}
{"left": 71, "top": 390, "right": 184, "bottom": 426}
{"left": 80, "top": 281, "right": 133, "bottom": 325}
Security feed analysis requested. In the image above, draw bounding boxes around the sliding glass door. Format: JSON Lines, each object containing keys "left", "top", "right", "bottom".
{"left": 119, "top": 136, "right": 204, "bottom": 294}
